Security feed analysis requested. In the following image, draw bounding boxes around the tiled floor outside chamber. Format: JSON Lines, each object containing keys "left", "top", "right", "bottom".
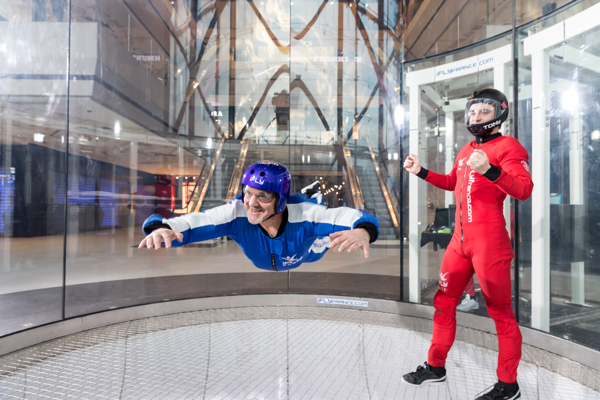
{"left": 0, "top": 308, "right": 599, "bottom": 399}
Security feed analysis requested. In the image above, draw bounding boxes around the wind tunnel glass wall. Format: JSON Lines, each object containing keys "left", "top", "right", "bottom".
{"left": 0, "top": 0, "right": 403, "bottom": 333}
{"left": 402, "top": 0, "right": 578, "bottom": 62}
{"left": 287, "top": 0, "right": 402, "bottom": 300}
{"left": 517, "top": 0, "right": 600, "bottom": 351}
{"left": 3, "top": 0, "right": 600, "bottom": 358}
{"left": 403, "top": 37, "right": 514, "bottom": 308}
{"left": 403, "top": 0, "right": 514, "bottom": 61}
{"left": 63, "top": 0, "right": 296, "bottom": 318}
{"left": 0, "top": 3, "right": 69, "bottom": 336}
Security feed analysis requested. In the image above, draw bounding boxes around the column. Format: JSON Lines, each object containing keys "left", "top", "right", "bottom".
{"left": 1, "top": 116, "right": 13, "bottom": 272}
{"left": 128, "top": 141, "right": 138, "bottom": 258}
{"left": 444, "top": 112, "right": 454, "bottom": 207}
{"left": 494, "top": 63, "right": 511, "bottom": 237}
{"left": 569, "top": 112, "right": 586, "bottom": 305}
{"left": 530, "top": 49, "right": 551, "bottom": 331}
{"left": 409, "top": 85, "right": 424, "bottom": 302}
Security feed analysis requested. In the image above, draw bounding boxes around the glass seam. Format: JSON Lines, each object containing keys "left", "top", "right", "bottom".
{"left": 62, "top": 0, "right": 73, "bottom": 322}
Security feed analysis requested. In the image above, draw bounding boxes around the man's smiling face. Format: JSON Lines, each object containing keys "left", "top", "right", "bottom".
{"left": 243, "top": 186, "right": 277, "bottom": 225}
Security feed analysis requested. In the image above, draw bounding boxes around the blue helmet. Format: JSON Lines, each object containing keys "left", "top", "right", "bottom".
{"left": 242, "top": 161, "right": 292, "bottom": 214}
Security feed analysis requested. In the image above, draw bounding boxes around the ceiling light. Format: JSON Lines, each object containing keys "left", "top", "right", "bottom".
{"left": 562, "top": 89, "right": 579, "bottom": 112}
{"left": 393, "top": 105, "right": 404, "bottom": 126}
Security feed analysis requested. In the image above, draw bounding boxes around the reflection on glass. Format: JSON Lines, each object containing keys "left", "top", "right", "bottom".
{"left": 517, "top": 0, "right": 600, "bottom": 351}
{"left": 404, "top": 0, "right": 514, "bottom": 61}
{"left": 6, "top": 0, "right": 598, "bottom": 351}
{"left": 40, "top": 0, "right": 404, "bottom": 317}
{"left": 404, "top": 38, "right": 514, "bottom": 307}
{"left": 0, "top": 2, "right": 69, "bottom": 335}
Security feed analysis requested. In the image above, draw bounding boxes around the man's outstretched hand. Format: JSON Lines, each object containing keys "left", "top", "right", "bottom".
{"left": 138, "top": 228, "right": 183, "bottom": 250}
{"left": 329, "top": 228, "right": 371, "bottom": 259}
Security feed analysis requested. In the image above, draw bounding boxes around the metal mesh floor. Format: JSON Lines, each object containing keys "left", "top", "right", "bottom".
{"left": 0, "top": 307, "right": 599, "bottom": 399}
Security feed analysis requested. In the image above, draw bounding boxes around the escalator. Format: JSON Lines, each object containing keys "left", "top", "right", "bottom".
{"left": 355, "top": 157, "right": 398, "bottom": 240}
{"left": 200, "top": 154, "right": 236, "bottom": 211}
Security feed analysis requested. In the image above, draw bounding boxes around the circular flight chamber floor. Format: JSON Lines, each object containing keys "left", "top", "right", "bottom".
{"left": 0, "top": 307, "right": 599, "bottom": 399}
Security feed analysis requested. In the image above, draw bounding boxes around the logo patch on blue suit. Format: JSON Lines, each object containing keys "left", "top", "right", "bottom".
{"left": 309, "top": 236, "right": 331, "bottom": 254}
{"left": 282, "top": 254, "right": 302, "bottom": 267}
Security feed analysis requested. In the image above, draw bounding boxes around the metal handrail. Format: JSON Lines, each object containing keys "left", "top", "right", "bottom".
{"left": 182, "top": 164, "right": 206, "bottom": 213}
{"left": 338, "top": 135, "right": 365, "bottom": 209}
{"left": 225, "top": 136, "right": 252, "bottom": 201}
{"left": 365, "top": 136, "right": 400, "bottom": 232}
{"left": 193, "top": 136, "right": 226, "bottom": 213}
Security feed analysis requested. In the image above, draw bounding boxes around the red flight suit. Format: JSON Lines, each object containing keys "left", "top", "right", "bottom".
{"left": 421, "top": 134, "right": 533, "bottom": 383}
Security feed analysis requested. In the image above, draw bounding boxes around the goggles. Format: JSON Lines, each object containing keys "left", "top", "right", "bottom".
{"left": 243, "top": 186, "right": 276, "bottom": 202}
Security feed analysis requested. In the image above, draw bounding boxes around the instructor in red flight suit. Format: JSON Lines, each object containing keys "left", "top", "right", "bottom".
{"left": 401, "top": 89, "right": 533, "bottom": 400}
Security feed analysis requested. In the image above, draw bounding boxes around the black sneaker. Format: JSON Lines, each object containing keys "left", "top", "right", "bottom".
{"left": 401, "top": 362, "right": 447, "bottom": 387}
{"left": 474, "top": 381, "right": 521, "bottom": 400}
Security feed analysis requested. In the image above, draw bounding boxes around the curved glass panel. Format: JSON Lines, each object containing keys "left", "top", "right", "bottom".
{"left": 62, "top": 0, "right": 291, "bottom": 317}
{"left": 517, "top": 0, "right": 600, "bottom": 350}
{"left": 57, "top": 0, "right": 403, "bottom": 317}
{"left": 404, "top": 0, "right": 513, "bottom": 61}
{"left": 403, "top": 36, "right": 515, "bottom": 313}
{"left": 2, "top": 0, "right": 600, "bottom": 359}
{"left": 287, "top": 0, "right": 402, "bottom": 300}
{"left": 0, "top": 2, "right": 69, "bottom": 335}
{"left": 516, "top": 0, "right": 572, "bottom": 26}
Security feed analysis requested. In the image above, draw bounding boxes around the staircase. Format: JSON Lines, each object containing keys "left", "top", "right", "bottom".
{"left": 356, "top": 158, "right": 397, "bottom": 240}
{"left": 201, "top": 150, "right": 238, "bottom": 211}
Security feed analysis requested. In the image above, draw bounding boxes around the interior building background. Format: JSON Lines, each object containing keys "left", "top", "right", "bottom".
{"left": 0, "top": 0, "right": 599, "bottom": 358}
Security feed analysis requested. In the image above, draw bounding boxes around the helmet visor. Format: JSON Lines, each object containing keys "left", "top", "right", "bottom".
{"left": 465, "top": 98, "right": 506, "bottom": 126}
{"left": 243, "top": 185, "right": 276, "bottom": 202}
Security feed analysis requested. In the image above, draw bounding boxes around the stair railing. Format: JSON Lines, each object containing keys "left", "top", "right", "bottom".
{"left": 193, "top": 136, "right": 226, "bottom": 213}
{"left": 337, "top": 136, "right": 365, "bottom": 209}
{"left": 365, "top": 136, "right": 400, "bottom": 236}
{"left": 225, "top": 135, "right": 252, "bottom": 201}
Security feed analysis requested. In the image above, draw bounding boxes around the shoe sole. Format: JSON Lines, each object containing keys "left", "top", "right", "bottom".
{"left": 401, "top": 376, "right": 447, "bottom": 387}
{"left": 457, "top": 304, "right": 479, "bottom": 312}
{"left": 474, "top": 388, "right": 520, "bottom": 400}
{"left": 508, "top": 389, "right": 521, "bottom": 400}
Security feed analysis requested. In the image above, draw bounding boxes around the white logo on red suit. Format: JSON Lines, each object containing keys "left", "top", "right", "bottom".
{"left": 439, "top": 272, "right": 449, "bottom": 291}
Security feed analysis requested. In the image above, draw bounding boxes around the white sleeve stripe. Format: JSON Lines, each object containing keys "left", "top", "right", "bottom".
{"left": 165, "top": 200, "right": 244, "bottom": 232}
{"left": 287, "top": 202, "right": 361, "bottom": 228}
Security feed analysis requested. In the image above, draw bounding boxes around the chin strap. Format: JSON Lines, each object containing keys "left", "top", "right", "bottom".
{"left": 262, "top": 212, "right": 278, "bottom": 222}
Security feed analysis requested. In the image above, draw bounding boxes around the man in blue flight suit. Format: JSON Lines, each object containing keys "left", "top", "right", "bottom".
{"left": 138, "top": 161, "right": 379, "bottom": 270}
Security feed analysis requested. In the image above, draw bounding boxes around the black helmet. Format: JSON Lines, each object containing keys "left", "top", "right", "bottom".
{"left": 465, "top": 88, "right": 509, "bottom": 137}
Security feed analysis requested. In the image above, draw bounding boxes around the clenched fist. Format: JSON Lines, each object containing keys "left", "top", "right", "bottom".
{"left": 404, "top": 153, "right": 421, "bottom": 175}
{"left": 467, "top": 149, "right": 491, "bottom": 175}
